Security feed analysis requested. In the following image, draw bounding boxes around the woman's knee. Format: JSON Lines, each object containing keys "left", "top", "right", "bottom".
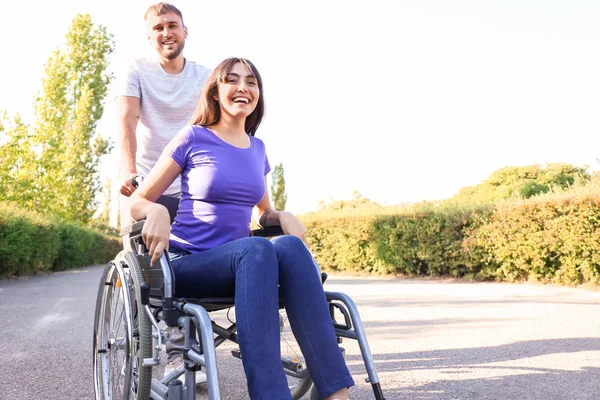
{"left": 272, "top": 235, "right": 307, "bottom": 257}
{"left": 238, "top": 236, "right": 277, "bottom": 266}
{"left": 272, "top": 235, "right": 321, "bottom": 277}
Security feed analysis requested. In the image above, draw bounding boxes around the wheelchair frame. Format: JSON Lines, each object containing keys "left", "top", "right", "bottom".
{"left": 93, "top": 220, "right": 386, "bottom": 400}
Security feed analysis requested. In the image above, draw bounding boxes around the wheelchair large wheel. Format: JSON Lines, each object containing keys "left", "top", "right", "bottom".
{"left": 279, "top": 309, "right": 314, "bottom": 399}
{"left": 93, "top": 253, "right": 153, "bottom": 399}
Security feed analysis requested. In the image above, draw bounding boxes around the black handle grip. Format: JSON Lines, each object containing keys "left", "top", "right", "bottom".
{"left": 131, "top": 175, "right": 142, "bottom": 188}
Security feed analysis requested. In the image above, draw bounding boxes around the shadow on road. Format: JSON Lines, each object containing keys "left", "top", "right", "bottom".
{"left": 393, "top": 366, "right": 600, "bottom": 400}
{"left": 345, "top": 338, "right": 600, "bottom": 400}
{"left": 348, "top": 337, "right": 600, "bottom": 372}
{"left": 354, "top": 297, "right": 600, "bottom": 307}
{"left": 361, "top": 365, "right": 600, "bottom": 400}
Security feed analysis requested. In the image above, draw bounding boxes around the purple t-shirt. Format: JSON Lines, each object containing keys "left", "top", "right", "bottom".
{"left": 165, "top": 125, "right": 271, "bottom": 252}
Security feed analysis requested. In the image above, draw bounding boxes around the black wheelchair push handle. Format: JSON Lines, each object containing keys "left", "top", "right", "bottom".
{"left": 131, "top": 175, "right": 143, "bottom": 189}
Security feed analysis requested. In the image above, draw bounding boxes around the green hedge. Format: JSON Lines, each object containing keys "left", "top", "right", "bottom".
{"left": 305, "top": 216, "right": 389, "bottom": 274}
{"left": 0, "top": 202, "right": 121, "bottom": 278}
{"left": 371, "top": 208, "right": 480, "bottom": 278}
{"left": 302, "top": 193, "right": 600, "bottom": 285}
{"left": 6, "top": 190, "right": 599, "bottom": 285}
{"left": 465, "top": 194, "right": 600, "bottom": 284}
{"left": 303, "top": 206, "right": 484, "bottom": 278}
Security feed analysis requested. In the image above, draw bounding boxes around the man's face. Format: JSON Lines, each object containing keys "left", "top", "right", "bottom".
{"left": 146, "top": 11, "right": 187, "bottom": 60}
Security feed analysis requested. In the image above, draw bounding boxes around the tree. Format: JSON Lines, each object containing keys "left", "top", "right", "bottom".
{"left": 97, "top": 176, "right": 113, "bottom": 227}
{"left": 271, "top": 163, "right": 287, "bottom": 211}
{"left": 0, "top": 14, "right": 114, "bottom": 224}
{"left": 317, "top": 191, "right": 380, "bottom": 212}
{"left": 0, "top": 113, "right": 38, "bottom": 210}
{"left": 452, "top": 163, "right": 591, "bottom": 203}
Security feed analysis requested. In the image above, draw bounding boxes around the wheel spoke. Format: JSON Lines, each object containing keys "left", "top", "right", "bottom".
{"left": 278, "top": 309, "right": 313, "bottom": 398}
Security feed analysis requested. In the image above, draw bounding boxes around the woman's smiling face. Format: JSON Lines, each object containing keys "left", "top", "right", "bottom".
{"left": 215, "top": 62, "right": 260, "bottom": 120}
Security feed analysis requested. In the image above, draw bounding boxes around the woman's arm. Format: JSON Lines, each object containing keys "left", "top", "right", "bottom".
{"left": 130, "top": 152, "right": 182, "bottom": 266}
{"left": 254, "top": 177, "right": 310, "bottom": 248}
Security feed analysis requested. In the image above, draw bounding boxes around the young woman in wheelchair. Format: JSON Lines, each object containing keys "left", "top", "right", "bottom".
{"left": 130, "top": 57, "right": 354, "bottom": 400}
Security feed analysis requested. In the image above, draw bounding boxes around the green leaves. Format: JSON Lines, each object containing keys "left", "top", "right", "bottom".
{"left": 465, "top": 194, "right": 600, "bottom": 284}
{"left": 302, "top": 186, "right": 600, "bottom": 285}
{"left": 271, "top": 163, "right": 288, "bottom": 211}
{"left": 0, "top": 201, "right": 121, "bottom": 277}
{"left": 453, "top": 163, "right": 591, "bottom": 204}
{"left": 0, "top": 13, "right": 114, "bottom": 224}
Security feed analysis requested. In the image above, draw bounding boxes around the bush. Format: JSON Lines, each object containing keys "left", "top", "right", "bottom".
{"left": 465, "top": 194, "right": 600, "bottom": 284}
{"left": 0, "top": 201, "right": 120, "bottom": 278}
{"left": 304, "top": 216, "right": 391, "bottom": 274}
{"left": 371, "top": 207, "right": 478, "bottom": 278}
{"left": 53, "top": 221, "right": 121, "bottom": 271}
{"left": 301, "top": 203, "right": 485, "bottom": 277}
{"left": 0, "top": 203, "right": 60, "bottom": 276}
{"left": 301, "top": 184, "right": 600, "bottom": 286}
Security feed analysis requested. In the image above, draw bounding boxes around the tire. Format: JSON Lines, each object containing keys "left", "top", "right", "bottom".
{"left": 93, "top": 261, "right": 136, "bottom": 399}
{"left": 93, "top": 263, "right": 114, "bottom": 399}
{"left": 93, "top": 253, "right": 153, "bottom": 400}
{"left": 279, "top": 309, "right": 314, "bottom": 399}
{"left": 122, "top": 251, "right": 153, "bottom": 399}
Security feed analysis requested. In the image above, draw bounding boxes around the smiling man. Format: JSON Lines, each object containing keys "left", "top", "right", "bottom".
{"left": 116, "top": 2, "right": 210, "bottom": 224}
{"left": 114, "top": 1, "right": 210, "bottom": 387}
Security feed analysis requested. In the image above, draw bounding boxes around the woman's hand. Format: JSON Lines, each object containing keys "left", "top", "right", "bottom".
{"left": 278, "top": 212, "right": 310, "bottom": 249}
{"left": 141, "top": 203, "right": 171, "bottom": 266}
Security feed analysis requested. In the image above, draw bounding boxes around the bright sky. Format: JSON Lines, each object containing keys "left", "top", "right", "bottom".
{"left": 2, "top": 0, "right": 599, "bottom": 216}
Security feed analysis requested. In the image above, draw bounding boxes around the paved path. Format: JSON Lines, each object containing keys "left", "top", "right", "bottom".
{"left": 1, "top": 266, "right": 600, "bottom": 399}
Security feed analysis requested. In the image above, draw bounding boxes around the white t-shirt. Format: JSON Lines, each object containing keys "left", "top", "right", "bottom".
{"left": 115, "top": 57, "right": 211, "bottom": 195}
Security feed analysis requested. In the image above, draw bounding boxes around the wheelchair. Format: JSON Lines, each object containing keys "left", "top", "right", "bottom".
{"left": 93, "top": 220, "right": 387, "bottom": 399}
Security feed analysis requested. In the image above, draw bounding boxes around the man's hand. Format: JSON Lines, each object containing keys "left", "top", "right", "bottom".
{"left": 120, "top": 172, "right": 139, "bottom": 197}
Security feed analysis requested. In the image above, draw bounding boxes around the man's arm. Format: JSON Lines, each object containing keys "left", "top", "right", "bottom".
{"left": 117, "top": 96, "right": 141, "bottom": 197}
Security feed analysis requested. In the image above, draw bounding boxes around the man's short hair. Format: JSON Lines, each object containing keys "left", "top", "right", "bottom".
{"left": 144, "top": 2, "right": 184, "bottom": 25}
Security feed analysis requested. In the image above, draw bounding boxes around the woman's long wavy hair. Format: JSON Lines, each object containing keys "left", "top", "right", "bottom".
{"left": 190, "top": 58, "right": 264, "bottom": 136}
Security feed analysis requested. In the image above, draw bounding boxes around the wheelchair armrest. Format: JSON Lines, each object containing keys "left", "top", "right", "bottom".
{"left": 124, "top": 221, "right": 284, "bottom": 238}
{"left": 120, "top": 219, "right": 146, "bottom": 237}
{"left": 250, "top": 225, "right": 284, "bottom": 237}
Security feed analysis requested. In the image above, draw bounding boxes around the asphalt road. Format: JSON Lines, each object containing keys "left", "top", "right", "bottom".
{"left": 1, "top": 266, "right": 600, "bottom": 400}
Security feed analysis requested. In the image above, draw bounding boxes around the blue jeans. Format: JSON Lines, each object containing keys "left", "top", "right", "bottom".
{"left": 170, "top": 235, "right": 355, "bottom": 399}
